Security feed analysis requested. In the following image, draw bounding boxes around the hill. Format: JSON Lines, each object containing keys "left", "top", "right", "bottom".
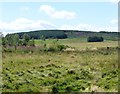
{"left": 8, "top": 30, "right": 118, "bottom": 41}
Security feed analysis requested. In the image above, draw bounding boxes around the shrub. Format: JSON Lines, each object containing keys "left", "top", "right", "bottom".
{"left": 87, "top": 36, "right": 104, "bottom": 42}
{"left": 28, "top": 39, "right": 35, "bottom": 46}
{"left": 47, "top": 44, "right": 67, "bottom": 52}
{"left": 67, "top": 70, "right": 75, "bottom": 74}
{"left": 52, "top": 86, "right": 59, "bottom": 93}
{"left": 57, "top": 45, "right": 67, "bottom": 51}
{"left": 66, "top": 86, "right": 72, "bottom": 92}
{"left": 47, "top": 39, "right": 67, "bottom": 52}
{"left": 3, "top": 47, "right": 15, "bottom": 53}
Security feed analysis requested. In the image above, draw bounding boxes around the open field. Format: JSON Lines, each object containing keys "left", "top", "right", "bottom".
{"left": 1, "top": 39, "right": 118, "bottom": 92}
{"left": 35, "top": 39, "right": 118, "bottom": 50}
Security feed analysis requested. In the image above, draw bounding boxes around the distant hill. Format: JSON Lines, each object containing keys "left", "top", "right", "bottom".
{"left": 9, "top": 30, "right": 118, "bottom": 41}
{"left": 14, "top": 30, "right": 67, "bottom": 39}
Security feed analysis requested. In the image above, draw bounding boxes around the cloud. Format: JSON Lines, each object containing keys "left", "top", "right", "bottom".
{"left": 39, "top": 5, "right": 76, "bottom": 19}
{"left": 20, "top": 7, "right": 30, "bottom": 11}
{"left": 98, "top": 26, "right": 118, "bottom": 31}
{"left": 75, "top": 24, "right": 97, "bottom": 31}
{"left": 60, "top": 24, "right": 117, "bottom": 32}
{"left": 110, "top": 0, "right": 120, "bottom": 3}
{"left": 60, "top": 24, "right": 98, "bottom": 31}
{"left": 0, "top": 18, "right": 57, "bottom": 36}
{"left": 0, "top": 18, "right": 118, "bottom": 36}
{"left": 110, "top": 19, "right": 118, "bottom": 24}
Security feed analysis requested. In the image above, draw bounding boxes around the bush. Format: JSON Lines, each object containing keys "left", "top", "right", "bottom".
{"left": 66, "top": 86, "right": 72, "bottom": 92}
{"left": 56, "top": 45, "right": 67, "bottom": 51}
{"left": 28, "top": 39, "right": 35, "bottom": 46}
{"left": 3, "top": 48, "right": 15, "bottom": 53}
{"left": 52, "top": 86, "right": 59, "bottom": 93}
{"left": 87, "top": 36, "right": 104, "bottom": 42}
{"left": 46, "top": 39, "right": 67, "bottom": 52}
{"left": 48, "top": 44, "right": 67, "bottom": 52}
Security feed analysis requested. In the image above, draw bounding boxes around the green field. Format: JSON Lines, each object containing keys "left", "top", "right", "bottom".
{"left": 2, "top": 38, "right": 118, "bottom": 92}
{"left": 35, "top": 38, "right": 118, "bottom": 50}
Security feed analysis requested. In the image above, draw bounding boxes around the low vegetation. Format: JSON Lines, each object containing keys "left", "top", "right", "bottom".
{"left": 1, "top": 32, "right": 118, "bottom": 92}
{"left": 2, "top": 47, "right": 118, "bottom": 92}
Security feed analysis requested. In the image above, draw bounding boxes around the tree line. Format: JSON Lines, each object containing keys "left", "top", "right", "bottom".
{"left": 16, "top": 30, "right": 68, "bottom": 39}
{"left": 2, "top": 33, "right": 35, "bottom": 50}
{"left": 2, "top": 33, "right": 68, "bottom": 52}
{"left": 87, "top": 36, "right": 104, "bottom": 42}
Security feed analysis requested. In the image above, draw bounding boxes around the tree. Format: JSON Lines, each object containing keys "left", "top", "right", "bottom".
{"left": 5, "top": 34, "right": 13, "bottom": 46}
{"left": 31, "top": 38, "right": 35, "bottom": 46}
{"left": 87, "top": 36, "right": 104, "bottom": 42}
{"left": 41, "top": 35, "right": 46, "bottom": 41}
{"left": 28, "top": 38, "right": 35, "bottom": 46}
{"left": 13, "top": 34, "right": 19, "bottom": 50}
{"left": 2, "top": 37, "right": 8, "bottom": 47}
{"left": 2, "top": 34, "right": 20, "bottom": 50}
{"left": 23, "top": 33, "right": 30, "bottom": 42}
{"left": 23, "top": 33, "right": 30, "bottom": 46}
{"left": 18, "top": 40, "right": 23, "bottom": 46}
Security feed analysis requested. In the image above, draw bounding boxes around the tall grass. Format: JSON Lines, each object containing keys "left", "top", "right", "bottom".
{"left": 2, "top": 47, "right": 118, "bottom": 92}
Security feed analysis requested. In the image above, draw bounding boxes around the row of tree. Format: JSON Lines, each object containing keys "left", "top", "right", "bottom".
{"left": 2, "top": 33, "right": 35, "bottom": 50}
{"left": 17, "top": 30, "right": 68, "bottom": 39}
{"left": 87, "top": 36, "right": 104, "bottom": 42}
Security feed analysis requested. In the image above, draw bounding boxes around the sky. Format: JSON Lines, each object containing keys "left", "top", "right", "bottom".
{"left": 0, "top": 0, "right": 119, "bottom": 36}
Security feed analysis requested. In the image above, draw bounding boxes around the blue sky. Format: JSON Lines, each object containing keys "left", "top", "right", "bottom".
{"left": 0, "top": 1, "right": 118, "bottom": 35}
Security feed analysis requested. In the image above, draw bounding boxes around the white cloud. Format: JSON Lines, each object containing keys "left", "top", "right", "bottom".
{"left": 60, "top": 25, "right": 75, "bottom": 30}
{"left": 110, "top": 19, "right": 118, "bottom": 24}
{"left": 98, "top": 26, "right": 118, "bottom": 31}
{"left": 20, "top": 7, "right": 30, "bottom": 11}
{"left": 0, "top": 18, "right": 118, "bottom": 36}
{"left": 110, "top": 0, "right": 120, "bottom": 3}
{"left": 75, "top": 24, "right": 97, "bottom": 31}
{"left": 39, "top": 5, "right": 76, "bottom": 19}
{"left": 0, "top": 18, "right": 57, "bottom": 36}
{"left": 60, "top": 24, "right": 98, "bottom": 31}
{"left": 60, "top": 24, "right": 117, "bottom": 32}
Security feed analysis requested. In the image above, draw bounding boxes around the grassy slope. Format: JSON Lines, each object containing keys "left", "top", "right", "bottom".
{"left": 2, "top": 48, "right": 118, "bottom": 92}
{"left": 2, "top": 38, "right": 118, "bottom": 92}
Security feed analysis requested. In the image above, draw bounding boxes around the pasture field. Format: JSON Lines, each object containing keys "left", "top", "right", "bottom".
{"left": 35, "top": 38, "right": 118, "bottom": 50}
{"left": 1, "top": 39, "right": 119, "bottom": 92}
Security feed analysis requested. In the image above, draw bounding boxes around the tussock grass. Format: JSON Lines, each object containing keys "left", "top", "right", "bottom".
{"left": 2, "top": 47, "right": 118, "bottom": 92}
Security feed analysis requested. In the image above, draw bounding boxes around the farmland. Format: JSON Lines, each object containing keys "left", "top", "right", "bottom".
{"left": 1, "top": 38, "right": 118, "bottom": 92}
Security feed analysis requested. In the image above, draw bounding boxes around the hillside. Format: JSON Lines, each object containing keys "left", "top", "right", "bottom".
{"left": 9, "top": 30, "right": 118, "bottom": 41}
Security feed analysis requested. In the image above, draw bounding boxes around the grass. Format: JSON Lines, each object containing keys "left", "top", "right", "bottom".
{"left": 35, "top": 38, "right": 118, "bottom": 50}
{"left": 1, "top": 38, "right": 119, "bottom": 92}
